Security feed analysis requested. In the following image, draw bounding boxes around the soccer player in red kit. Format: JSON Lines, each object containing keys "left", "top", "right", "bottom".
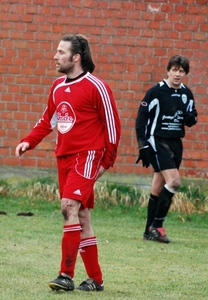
{"left": 15, "top": 34, "right": 121, "bottom": 292}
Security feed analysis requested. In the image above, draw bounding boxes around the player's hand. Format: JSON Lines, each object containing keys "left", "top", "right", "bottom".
{"left": 183, "top": 113, "right": 197, "bottom": 127}
{"left": 96, "top": 165, "right": 106, "bottom": 180}
{"left": 136, "top": 146, "right": 150, "bottom": 168}
{"left": 15, "top": 142, "right": 30, "bottom": 159}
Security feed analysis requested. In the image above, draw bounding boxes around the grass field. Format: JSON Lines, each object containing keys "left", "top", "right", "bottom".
{"left": 1, "top": 183, "right": 208, "bottom": 300}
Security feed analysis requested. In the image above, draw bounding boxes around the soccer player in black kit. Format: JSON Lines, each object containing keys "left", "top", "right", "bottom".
{"left": 135, "top": 55, "right": 197, "bottom": 243}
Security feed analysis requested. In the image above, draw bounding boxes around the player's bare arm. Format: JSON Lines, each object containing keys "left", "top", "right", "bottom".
{"left": 15, "top": 142, "right": 30, "bottom": 159}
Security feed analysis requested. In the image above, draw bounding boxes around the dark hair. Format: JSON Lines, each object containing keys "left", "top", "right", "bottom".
{"left": 167, "top": 55, "right": 190, "bottom": 74}
{"left": 61, "top": 34, "right": 95, "bottom": 73}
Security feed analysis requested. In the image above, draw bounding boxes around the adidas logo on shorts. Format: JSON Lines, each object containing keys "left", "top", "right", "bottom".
{"left": 73, "top": 189, "right": 82, "bottom": 195}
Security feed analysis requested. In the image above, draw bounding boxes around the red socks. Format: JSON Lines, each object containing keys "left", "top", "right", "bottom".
{"left": 60, "top": 224, "right": 81, "bottom": 278}
{"left": 79, "top": 236, "right": 103, "bottom": 284}
{"left": 60, "top": 228, "right": 102, "bottom": 284}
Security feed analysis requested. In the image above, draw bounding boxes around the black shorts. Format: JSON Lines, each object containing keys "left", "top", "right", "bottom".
{"left": 148, "top": 137, "right": 183, "bottom": 172}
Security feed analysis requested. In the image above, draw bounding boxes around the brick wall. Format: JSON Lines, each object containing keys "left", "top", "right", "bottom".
{"left": 0, "top": 0, "right": 208, "bottom": 178}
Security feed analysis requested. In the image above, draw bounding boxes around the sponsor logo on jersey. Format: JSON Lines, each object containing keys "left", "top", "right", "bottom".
{"left": 171, "top": 93, "right": 180, "bottom": 97}
{"left": 57, "top": 102, "right": 76, "bottom": 134}
{"left": 162, "top": 110, "right": 183, "bottom": 121}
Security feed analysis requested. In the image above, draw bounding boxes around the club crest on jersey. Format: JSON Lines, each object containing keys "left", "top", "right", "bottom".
{"left": 57, "top": 102, "right": 76, "bottom": 133}
{"left": 141, "top": 101, "right": 147, "bottom": 107}
{"left": 181, "top": 94, "right": 187, "bottom": 104}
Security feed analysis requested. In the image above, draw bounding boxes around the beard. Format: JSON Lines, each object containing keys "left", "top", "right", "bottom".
{"left": 57, "top": 64, "right": 74, "bottom": 74}
{"left": 56, "top": 56, "right": 75, "bottom": 74}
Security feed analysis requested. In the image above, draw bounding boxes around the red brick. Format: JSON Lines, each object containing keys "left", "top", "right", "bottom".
{"left": 175, "top": 5, "right": 187, "bottom": 13}
{"left": 135, "top": 3, "right": 146, "bottom": 11}
{"left": 188, "top": 6, "right": 200, "bottom": 14}
{"left": 19, "top": 158, "right": 38, "bottom": 167}
{"left": 0, "top": 1, "right": 207, "bottom": 178}
{"left": 8, "top": 13, "right": 20, "bottom": 22}
{"left": 201, "top": 42, "right": 208, "bottom": 51}
{"left": 154, "top": 30, "right": 166, "bottom": 39}
{"left": 196, "top": 0, "right": 208, "bottom": 4}
{"left": 16, "top": 121, "right": 30, "bottom": 130}
{"left": 201, "top": 6, "right": 208, "bottom": 14}
{"left": 186, "top": 24, "right": 200, "bottom": 32}
{"left": 183, "top": 0, "right": 195, "bottom": 3}
{"left": 6, "top": 102, "right": 18, "bottom": 111}
{"left": 180, "top": 32, "right": 192, "bottom": 41}
{"left": 115, "top": 10, "right": 128, "bottom": 19}
{"left": 20, "top": 86, "right": 33, "bottom": 94}
{"left": 154, "top": 13, "right": 166, "bottom": 21}
{"left": 149, "top": 21, "right": 160, "bottom": 29}
{"left": 161, "top": 4, "right": 173, "bottom": 12}
{"left": 194, "top": 15, "right": 206, "bottom": 23}
{"left": 13, "top": 111, "right": 28, "bottom": 121}
{"left": 135, "top": 20, "right": 149, "bottom": 29}
{"left": 175, "top": 23, "right": 188, "bottom": 31}
{"left": 200, "top": 23, "right": 208, "bottom": 32}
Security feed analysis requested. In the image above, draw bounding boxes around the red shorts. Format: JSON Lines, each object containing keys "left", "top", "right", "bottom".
{"left": 57, "top": 150, "right": 104, "bottom": 209}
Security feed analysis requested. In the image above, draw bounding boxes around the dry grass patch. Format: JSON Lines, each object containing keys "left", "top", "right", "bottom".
{"left": 0, "top": 178, "right": 207, "bottom": 213}
{"left": 95, "top": 181, "right": 208, "bottom": 214}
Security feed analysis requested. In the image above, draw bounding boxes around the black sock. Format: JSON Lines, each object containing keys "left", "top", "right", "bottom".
{"left": 152, "top": 186, "right": 174, "bottom": 228}
{"left": 144, "top": 194, "right": 158, "bottom": 235}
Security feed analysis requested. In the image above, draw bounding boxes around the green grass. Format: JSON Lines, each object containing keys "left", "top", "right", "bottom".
{"left": 1, "top": 189, "right": 208, "bottom": 300}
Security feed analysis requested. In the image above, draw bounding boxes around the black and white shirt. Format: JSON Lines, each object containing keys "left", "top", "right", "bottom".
{"left": 135, "top": 80, "right": 197, "bottom": 148}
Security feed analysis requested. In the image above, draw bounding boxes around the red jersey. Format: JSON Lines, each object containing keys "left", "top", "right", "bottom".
{"left": 22, "top": 72, "right": 121, "bottom": 169}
